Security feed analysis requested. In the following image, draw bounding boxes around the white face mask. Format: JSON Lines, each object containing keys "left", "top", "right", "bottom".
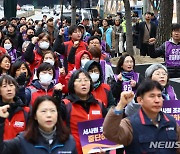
{"left": 39, "top": 73, "right": 53, "bottom": 86}
{"left": 44, "top": 59, "right": 55, "bottom": 66}
{"left": 90, "top": 73, "right": 100, "bottom": 83}
{"left": 4, "top": 43, "right": 12, "bottom": 50}
{"left": 81, "top": 59, "right": 89, "bottom": 68}
{"left": 39, "top": 41, "right": 50, "bottom": 50}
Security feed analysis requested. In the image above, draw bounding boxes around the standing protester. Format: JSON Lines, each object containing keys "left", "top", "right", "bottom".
{"left": 53, "top": 25, "right": 88, "bottom": 72}
{"left": 111, "top": 54, "right": 142, "bottom": 103}
{"left": 0, "top": 95, "right": 77, "bottom": 154}
{"left": 0, "top": 54, "right": 11, "bottom": 75}
{"left": 103, "top": 80, "right": 180, "bottom": 154}
{"left": 24, "top": 33, "right": 52, "bottom": 75}
{"left": 62, "top": 69, "right": 106, "bottom": 154}
{"left": 0, "top": 75, "right": 29, "bottom": 140}
{"left": 112, "top": 16, "right": 124, "bottom": 57}
{"left": 137, "top": 12, "right": 157, "bottom": 56}
{"left": 149, "top": 23, "right": 180, "bottom": 78}
{"left": 84, "top": 60, "right": 115, "bottom": 109}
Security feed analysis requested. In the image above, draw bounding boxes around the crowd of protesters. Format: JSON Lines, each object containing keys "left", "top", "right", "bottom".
{"left": 0, "top": 10, "right": 179, "bottom": 154}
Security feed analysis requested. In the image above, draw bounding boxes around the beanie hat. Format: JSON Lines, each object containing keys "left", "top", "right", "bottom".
{"left": 145, "top": 63, "right": 168, "bottom": 78}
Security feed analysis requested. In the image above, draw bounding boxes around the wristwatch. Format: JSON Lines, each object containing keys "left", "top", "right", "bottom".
{"left": 114, "top": 108, "right": 124, "bottom": 115}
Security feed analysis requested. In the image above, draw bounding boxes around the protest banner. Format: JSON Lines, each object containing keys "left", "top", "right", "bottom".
{"left": 78, "top": 118, "right": 123, "bottom": 153}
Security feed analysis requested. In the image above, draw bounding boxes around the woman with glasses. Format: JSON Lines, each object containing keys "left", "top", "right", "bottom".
{"left": 125, "top": 63, "right": 177, "bottom": 117}
{"left": 111, "top": 54, "right": 143, "bottom": 103}
{"left": 61, "top": 69, "right": 107, "bottom": 154}
{"left": 145, "top": 63, "right": 177, "bottom": 100}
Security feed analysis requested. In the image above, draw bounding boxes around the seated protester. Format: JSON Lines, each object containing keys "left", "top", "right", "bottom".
{"left": 149, "top": 23, "right": 180, "bottom": 78}
{"left": 24, "top": 33, "right": 52, "bottom": 76}
{"left": 41, "top": 51, "right": 68, "bottom": 94}
{"left": 53, "top": 25, "right": 88, "bottom": 72}
{"left": 89, "top": 32, "right": 111, "bottom": 60}
{"left": 0, "top": 95, "right": 77, "bottom": 153}
{"left": 145, "top": 63, "right": 177, "bottom": 100}
{"left": 84, "top": 60, "right": 116, "bottom": 109}
{"left": 125, "top": 63, "right": 178, "bottom": 117}
{"left": 0, "top": 54, "right": 11, "bottom": 75}
{"left": 103, "top": 80, "right": 180, "bottom": 154}
{"left": 25, "top": 62, "right": 64, "bottom": 107}
{"left": 88, "top": 47, "right": 114, "bottom": 84}
{"left": 10, "top": 60, "right": 32, "bottom": 87}
{"left": 41, "top": 50, "right": 63, "bottom": 84}
{"left": 2, "top": 37, "right": 17, "bottom": 63}
{"left": 64, "top": 50, "right": 92, "bottom": 92}
{"left": 111, "top": 54, "right": 143, "bottom": 103}
{"left": 61, "top": 69, "right": 107, "bottom": 154}
{"left": 0, "top": 74, "right": 30, "bottom": 140}
{"left": 4, "top": 23, "right": 19, "bottom": 50}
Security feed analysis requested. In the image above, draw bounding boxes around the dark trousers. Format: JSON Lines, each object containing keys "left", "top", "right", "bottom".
{"left": 140, "top": 43, "right": 155, "bottom": 56}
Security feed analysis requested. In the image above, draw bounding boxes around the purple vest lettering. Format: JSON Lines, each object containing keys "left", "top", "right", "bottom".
{"left": 122, "top": 81, "right": 132, "bottom": 91}
{"left": 165, "top": 41, "right": 180, "bottom": 67}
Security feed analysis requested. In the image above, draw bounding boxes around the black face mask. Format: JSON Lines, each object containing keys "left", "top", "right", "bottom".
{"left": 27, "top": 34, "right": 34, "bottom": 40}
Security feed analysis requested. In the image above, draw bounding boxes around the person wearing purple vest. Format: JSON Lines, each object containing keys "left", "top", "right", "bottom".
{"left": 149, "top": 23, "right": 180, "bottom": 78}
{"left": 145, "top": 63, "right": 177, "bottom": 100}
{"left": 111, "top": 54, "right": 143, "bottom": 103}
{"left": 2, "top": 37, "right": 17, "bottom": 63}
{"left": 125, "top": 63, "right": 178, "bottom": 117}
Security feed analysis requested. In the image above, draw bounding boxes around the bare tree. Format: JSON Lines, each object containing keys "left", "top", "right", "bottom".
{"left": 177, "top": 0, "right": 180, "bottom": 24}
{"left": 123, "top": 0, "right": 134, "bottom": 55}
{"left": 156, "top": 0, "right": 173, "bottom": 47}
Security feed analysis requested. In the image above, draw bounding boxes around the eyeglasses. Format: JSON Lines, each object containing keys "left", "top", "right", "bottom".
{"left": 89, "top": 41, "right": 100, "bottom": 45}
{"left": 75, "top": 78, "right": 90, "bottom": 83}
{"left": 153, "top": 72, "right": 168, "bottom": 76}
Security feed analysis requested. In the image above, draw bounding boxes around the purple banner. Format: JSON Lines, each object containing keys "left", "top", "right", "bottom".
{"left": 162, "top": 100, "right": 180, "bottom": 125}
{"left": 78, "top": 118, "right": 123, "bottom": 153}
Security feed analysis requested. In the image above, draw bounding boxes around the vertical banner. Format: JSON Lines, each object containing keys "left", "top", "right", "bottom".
{"left": 162, "top": 100, "right": 180, "bottom": 125}
{"left": 78, "top": 118, "right": 123, "bottom": 153}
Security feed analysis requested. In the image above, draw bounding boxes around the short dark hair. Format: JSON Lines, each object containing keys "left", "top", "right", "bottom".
{"left": 42, "top": 50, "right": 62, "bottom": 69}
{"left": 68, "top": 69, "right": 93, "bottom": 94}
{"left": 172, "top": 23, "right": 180, "bottom": 31}
{"left": 1, "top": 37, "right": 15, "bottom": 49}
{"left": 0, "top": 54, "right": 11, "bottom": 74}
{"left": 36, "top": 62, "right": 56, "bottom": 79}
{"left": 144, "top": 12, "right": 152, "bottom": 15}
{"left": 87, "top": 35, "right": 101, "bottom": 45}
{"left": 68, "top": 25, "right": 81, "bottom": 35}
{"left": 91, "top": 28, "right": 102, "bottom": 37}
{"left": 116, "top": 54, "right": 135, "bottom": 74}
{"left": 24, "top": 95, "right": 70, "bottom": 144}
{"left": 10, "top": 60, "right": 32, "bottom": 78}
{"left": 136, "top": 80, "right": 163, "bottom": 98}
{"left": 0, "top": 74, "right": 18, "bottom": 92}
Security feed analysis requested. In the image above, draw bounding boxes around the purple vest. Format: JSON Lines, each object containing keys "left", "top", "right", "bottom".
{"left": 8, "top": 49, "right": 17, "bottom": 63}
{"left": 165, "top": 41, "right": 180, "bottom": 67}
{"left": 166, "top": 85, "right": 177, "bottom": 100}
{"left": 122, "top": 72, "right": 139, "bottom": 93}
